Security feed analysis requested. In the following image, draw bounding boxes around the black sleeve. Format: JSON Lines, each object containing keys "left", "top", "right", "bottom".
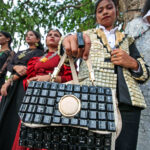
{"left": 129, "top": 42, "right": 149, "bottom": 83}
{"left": 0, "top": 52, "right": 9, "bottom": 70}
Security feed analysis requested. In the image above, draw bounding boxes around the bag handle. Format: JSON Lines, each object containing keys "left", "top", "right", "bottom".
{"left": 51, "top": 52, "right": 95, "bottom": 85}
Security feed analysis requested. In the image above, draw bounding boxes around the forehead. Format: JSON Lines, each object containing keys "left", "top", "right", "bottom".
{"left": 0, "top": 33, "right": 5, "bottom": 36}
{"left": 27, "top": 31, "right": 35, "bottom": 35}
{"left": 97, "top": 0, "right": 114, "bottom": 8}
{"left": 48, "top": 30, "right": 60, "bottom": 35}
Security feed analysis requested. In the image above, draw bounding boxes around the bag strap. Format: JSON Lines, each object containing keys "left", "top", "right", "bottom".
{"left": 51, "top": 53, "right": 79, "bottom": 84}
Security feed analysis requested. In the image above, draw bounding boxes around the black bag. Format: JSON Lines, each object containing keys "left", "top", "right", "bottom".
{"left": 18, "top": 54, "right": 120, "bottom": 150}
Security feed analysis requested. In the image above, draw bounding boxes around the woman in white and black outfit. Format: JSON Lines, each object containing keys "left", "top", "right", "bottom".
{"left": 0, "top": 30, "right": 44, "bottom": 150}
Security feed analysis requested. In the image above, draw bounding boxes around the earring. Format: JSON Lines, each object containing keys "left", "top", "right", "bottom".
{"left": 35, "top": 43, "right": 39, "bottom": 47}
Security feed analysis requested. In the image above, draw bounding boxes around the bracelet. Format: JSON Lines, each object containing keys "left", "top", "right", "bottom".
{"left": 48, "top": 73, "right": 51, "bottom": 82}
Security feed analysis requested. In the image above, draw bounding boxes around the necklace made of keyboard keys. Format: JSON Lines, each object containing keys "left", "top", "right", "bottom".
{"left": 40, "top": 51, "right": 58, "bottom": 63}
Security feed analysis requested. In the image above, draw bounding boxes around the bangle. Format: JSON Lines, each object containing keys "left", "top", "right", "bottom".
{"left": 48, "top": 73, "right": 51, "bottom": 82}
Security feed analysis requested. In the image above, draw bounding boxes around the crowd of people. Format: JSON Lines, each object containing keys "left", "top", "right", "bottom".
{"left": 0, "top": 0, "right": 149, "bottom": 150}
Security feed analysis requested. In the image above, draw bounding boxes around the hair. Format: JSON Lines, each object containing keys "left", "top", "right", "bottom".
{"left": 142, "top": 0, "right": 150, "bottom": 16}
{"left": 26, "top": 30, "right": 44, "bottom": 51}
{"left": 47, "top": 28, "right": 62, "bottom": 37}
{"left": 0, "top": 31, "right": 12, "bottom": 50}
{"left": 95, "top": 0, "right": 118, "bottom": 14}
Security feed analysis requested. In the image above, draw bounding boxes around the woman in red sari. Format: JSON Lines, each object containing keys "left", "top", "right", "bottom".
{"left": 12, "top": 29, "right": 73, "bottom": 150}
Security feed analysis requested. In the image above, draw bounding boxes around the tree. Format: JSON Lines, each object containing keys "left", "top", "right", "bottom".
{"left": 0, "top": 0, "right": 95, "bottom": 49}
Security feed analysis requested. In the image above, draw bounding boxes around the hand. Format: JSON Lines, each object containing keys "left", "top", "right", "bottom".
{"left": 27, "top": 75, "right": 51, "bottom": 85}
{"left": 63, "top": 33, "right": 91, "bottom": 60}
{"left": 13, "top": 65, "right": 27, "bottom": 76}
{"left": 0, "top": 81, "right": 11, "bottom": 96}
{"left": 111, "top": 49, "right": 139, "bottom": 70}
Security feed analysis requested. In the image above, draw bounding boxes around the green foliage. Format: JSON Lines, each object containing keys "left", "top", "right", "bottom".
{"left": 0, "top": 0, "right": 95, "bottom": 49}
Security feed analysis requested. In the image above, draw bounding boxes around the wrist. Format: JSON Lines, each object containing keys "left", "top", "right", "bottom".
{"left": 131, "top": 59, "right": 139, "bottom": 71}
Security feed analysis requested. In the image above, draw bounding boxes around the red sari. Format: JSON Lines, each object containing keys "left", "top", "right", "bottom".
{"left": 12, "top": 52, "right": 73, "bottom": 150}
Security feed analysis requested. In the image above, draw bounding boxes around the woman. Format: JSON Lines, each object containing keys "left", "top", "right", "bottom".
{"left": 12, "top": 29, "right": 73, "bottom": 150}
{"left": 62, "top": 0, "right": 149, "bottom": 150}
{"left": 0, "top": 31, "right": 14, "bottom": 91}
{"left": 125, "top": 0, "right": 150, "bottom": 149}
{"left": 0, "top": 30, "right": 44, "bottom": 150}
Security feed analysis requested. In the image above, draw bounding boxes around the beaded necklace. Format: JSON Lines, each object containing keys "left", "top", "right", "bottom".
{"left": 40, "top": 51, "right": 58, "bottom": 63}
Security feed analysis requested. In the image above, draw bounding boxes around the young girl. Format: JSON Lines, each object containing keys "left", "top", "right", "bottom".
{"left": 63, "top": 0, "right": 149, "bottom": 150}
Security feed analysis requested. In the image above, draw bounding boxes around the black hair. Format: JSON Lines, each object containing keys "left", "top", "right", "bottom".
{"left": 26, "top": 30, "right": 44, "bottom": 51}
{"left": 95, "top": 0, "right": 118, "bottom": 14}
{"left": 47, "top": 28, "right": 62, "bottom": 37}
{"left": 142, "top": 0, "right": 150, "bottom": 16}
{"left": 0, "top": 31, "right": 12, "bottom": 50}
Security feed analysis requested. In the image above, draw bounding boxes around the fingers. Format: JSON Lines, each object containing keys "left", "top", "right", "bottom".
{"left": 29, "top": 76, "right": 38, "bottom": 81}
{"left": 63, "top": 33, "right": 91, "bottom": 60}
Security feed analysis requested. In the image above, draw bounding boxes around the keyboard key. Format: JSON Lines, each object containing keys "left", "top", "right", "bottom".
{"left": 23, "top": 96, "right": 30, "bottom": 103}
{"left": 82, "top": 85, "right": 88, "bottom": 93}
{"left": 51, "top": 82, "right": 58, "bottom": 90}
{"left": 79, "top": 137, "right": 86, "bottom": 144}
{"left": 26, "top": 88, "right": 33, "bottom": 95}
{"left": 61, "top": 135, "right": 68, "bottom": 143}
{"left": 27, "top": 105, "right": 35, "bottom": 113}
{"left": 98, "top": 121, "right": 106, "bottom": 130}
{"left": 98, "top": 112, "right": 106, "bottom": 120}
{"left": 39, "top": 97, "right": 47, "bottom": 105}
{"left": 71, "top": 118, "right": 78, "bottom": 125}
{"left": 81, "top": 94, "right": 88, "bottom": 101}
{"left": 61, "top": 118, "right": 70, "bottom": 125}
{"left": 30, "top": 97, "right": 38, "bottom": 104}
{"left": 89, "top": 111, "right": 97, "bottom": 119}
{"left": 105, "top": 88, "right": 112, "bottom": 95}
{"left": 57, "top": 91, "right": 65, "bottom": 97}
{"left": 49, "top": 90, "right": 57, "bottom": 97}
{"left": 47, "top": 98, "right": 55, "bottom": 106}
{"left": 74, "top": 85, "right": 81, "bottom": 92}
{"left": 24, "top": 113, "right": 33, "bottom": 123}
{"left": 106, "top": 96, "right": 113, "bottom": 103}
{"left": 107, "top": 112, "right": 114, "bottom": 121}
{"left": 43, "top": 115, "right": 51, "bottom": 124}
{"left": 66, "top": 84, "right": 73, "bottom": 91}
{"left": 89, "top": 94, "right": 97, "bottom": 101}
{"left": 98, "top": 95, "right": 105, "bottom": 102}
{"left": 58, "top": 83, "right": 66, "bottom": 90}
{"left": 80, "top": 110, "right": 88, "bottom": 119}
{"left": 20, "top": 104, "right": 28, "bottom": 112}
{"left": 37, "top": 106, "right": 45, "bottom": 113}
{"left": 90, "top": 103, "right": 97, "bottom": 110}
{"left": 80, "top": 119, "right": 88, "bottom": 126}
{"left": 81, "top": 102, "right": 88, "bottom": 109}
{"left": 97, "top": 87, "right": 104, "bottom": 94}
{"left": 53, "top": 117, "right": 61, "bottom": 123}
{"left": 35, "top": 82, "right": 43, "bottom": 88}
{"left": 107, "top": 104, "right": 114, "bottom": 112}
{"left": 87, "top": 137, "right": 95, "bottom": 146}
{"left": 33, "top": 89, "right": 41, "bottom": 96}
{"left": 34, "top": 114, "right": 43, "bottom": 123}
{"left": 28, "top": 81, "right": 36, "bottom": 88}
{"left": 98, "top": 103, "right": 106, "bottom": 111}
{"left": 43, "top": 82, "right": 51, "bottom": 89}
{"left": 88, "top": 120, "right": 97, "bottom": 129}
{"left": 45, "top": 106, "right": 53, "bottom": 114}
{"left": 89, "top": 86, "right": 97, "bottom": 94}
{"left": 41, "top": 90, "right": 49, "bottom": 97}
{"left": 104, "top": 138, "right": 111, "bottom": 146}
{"left": 108, "top": 122, "right": 116, "bottom": 131}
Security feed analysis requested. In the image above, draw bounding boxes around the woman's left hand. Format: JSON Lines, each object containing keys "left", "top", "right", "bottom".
{"left": 111, "top": 49, "right": 139, "bottom": 70}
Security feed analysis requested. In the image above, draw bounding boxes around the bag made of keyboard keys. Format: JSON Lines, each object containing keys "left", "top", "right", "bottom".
{"left": 18, "top": 53, "right": 121, "bottom": 150}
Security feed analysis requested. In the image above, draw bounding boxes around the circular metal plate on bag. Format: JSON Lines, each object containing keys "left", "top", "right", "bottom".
{"left": 58, "top": 95, "right": 81, "bottom": 117}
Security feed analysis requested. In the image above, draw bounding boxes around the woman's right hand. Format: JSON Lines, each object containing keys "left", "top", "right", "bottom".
{"left": 13, "top": 65, "right": 27, "bottom": 76}
{"left": 0, "top": 81, "right": 11, "bottom": 96}
{"left": 62, "top": 34, "right": 91, "bottom": 60}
